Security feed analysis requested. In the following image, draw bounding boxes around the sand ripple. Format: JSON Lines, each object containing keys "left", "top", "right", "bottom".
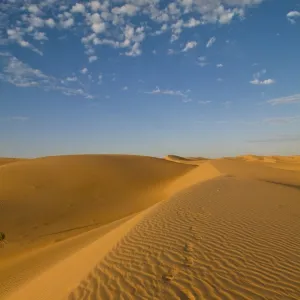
{"left": 69, "top": 176, "right": 300, "bottom": 300}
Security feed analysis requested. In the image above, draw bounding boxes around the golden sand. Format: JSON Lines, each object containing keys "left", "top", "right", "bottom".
{"left": 1, "top": 154, "right": 300, "bottom": 299}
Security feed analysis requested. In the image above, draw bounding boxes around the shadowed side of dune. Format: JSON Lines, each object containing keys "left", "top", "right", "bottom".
{"left": 0, "top": 155, "right": 194, "bottom": 260}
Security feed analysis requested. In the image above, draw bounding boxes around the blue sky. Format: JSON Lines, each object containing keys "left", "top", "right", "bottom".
{"left": 1, "top": 0, "right": 300, "bottom": 158}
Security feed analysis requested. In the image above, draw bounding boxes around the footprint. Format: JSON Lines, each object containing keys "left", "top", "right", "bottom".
{"left": 162, "top": 273, "right": 174, "bottom": 282}
{"left": 185, "top": 257, "right": 194, "bottom": 267}
{"left": 184, "top": 243, "right": 193, "bottom": 252}
{"left": 162, "top": 267, "right": 178, "bottom": 282}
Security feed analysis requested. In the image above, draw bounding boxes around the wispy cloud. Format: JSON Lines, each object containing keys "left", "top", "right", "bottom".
{"left": 267, "top": 94, "right": 300, "bottom": 105}
{"left": 182, "top": 41, "right": 197, "bottom": 52}
{"left": 206, "top": 36, "right": 216, "bottom": 48}
{"left": 196, "top": 56, "right": 208, "bottom": 67}
{"left": 145, "top": 87, "right": 190, "bottom": 101}
{"left": 216, "top": 64, "right": 223, "bottom": 68}
{"left": 0, "top": 53, "right": 93, "bottom": 99}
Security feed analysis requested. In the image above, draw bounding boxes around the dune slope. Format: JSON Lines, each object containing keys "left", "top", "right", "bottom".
{"left": 68, "top": 174, "right": 300, "bottom": 300}
{"left": 0, "top": 155, "right": 194, "bottom": 258}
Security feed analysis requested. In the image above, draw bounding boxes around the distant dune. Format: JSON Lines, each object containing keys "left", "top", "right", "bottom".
{"left": 1, "top": 154, "right": 300, "bottom": 300}
{"left": 165, "top": 155, "right": 208, "bottom": 165}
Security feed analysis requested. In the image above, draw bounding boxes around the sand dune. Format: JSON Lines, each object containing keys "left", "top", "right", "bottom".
{"left": 1, "top": 154, "right": 300, "bottom": 300}
{"left": 165, "top": 155, "right": 208, "bottom": 165}
{"left": 0, "top": 155, "right": 193, "bottom": 297}
{"left": 0, "top": 155, "right": 194, "bottom": 255}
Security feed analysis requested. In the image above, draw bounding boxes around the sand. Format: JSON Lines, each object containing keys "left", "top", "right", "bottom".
{"left": 1, "top": 154, "right": 300, "bottom": 299}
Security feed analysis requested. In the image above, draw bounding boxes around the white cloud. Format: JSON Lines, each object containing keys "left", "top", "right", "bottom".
{"left": 45, "top": 18, "right": 56, "bottom": 28}
{"left": 66, "top": 76, "right": 78, "bottom": 82}
{"left": 0, "top": 0, "right": 267, "bottom": 65}
{"left": 250, "top": 78, "right": 275, "bottom": 85}
{"left": 168, "top": 49, "right": 175, "bottom": 55}
{"left": 7, "top": 28, "right": 43, "bottom": 55}
{"left": 267, "top": 94, "right": 300, "bottom": 105}
{"left": 125, "top": 42, "right": 142, "bottom": 56}
{"left": 89, "top": 13, "right": 102, "bottom": 24}
{"left": 170, "top": 19, "right": 184, "bottom": 42}
{"left": 184, "top": 18, "right": 201, "bottom": 28}
{"left": 81, "top": 68, "right": 88, "bottom": 74}
{"left": 206, "top": 36, "right": 216, "bottom": 48}
{"left": 90, "top": 1, "right": 101, "bottom": 12}
{"left": 92, "top": 22, "right": 106, "bottom": 33}
{"left": 88, "top": 55, "right": 98, "bottom": 63}
{"left": 250, "top": 69, "right": 274, "bottom": 85}
{"left": 27, "top": 4, "right": 41, "bottom": 15}
{"left": 33, "top": 32, "right": 48, "bottom": 41}
{"left": 112, "top": 4, "right": 139, "bottom": 16}
{"left": 198, "top": 56, "right": 206, "bottom": 61}
{"left": 71, "top": 3, "right": 86, "bottom": 14}
{"left": 61, "top": 18, "right": 74, "bottom": 28}
{"left": 287, "top": 11, "right": 300, "bottom": 23}
{"left": 29, "top": 16, "right": 44, "bottom": 28}
{"left": 216, "top": 63, "right": 223, "bottom": 68}
{"left": 182, "top": 41, "right": 197, "bottom": 52}
{"left": 287, "top": 11, "right": 300, "bottom": 18}
{"left": 123, "top": 86, "right": 128, "bottom": 90}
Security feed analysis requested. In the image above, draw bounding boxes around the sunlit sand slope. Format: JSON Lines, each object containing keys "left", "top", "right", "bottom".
{"left": 68, "top": 175, "right": 300, "bottom": 299}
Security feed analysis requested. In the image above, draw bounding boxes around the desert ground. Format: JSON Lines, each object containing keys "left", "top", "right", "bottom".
{"left": 0, "top": 154, "right": 300, "bottom": 299}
